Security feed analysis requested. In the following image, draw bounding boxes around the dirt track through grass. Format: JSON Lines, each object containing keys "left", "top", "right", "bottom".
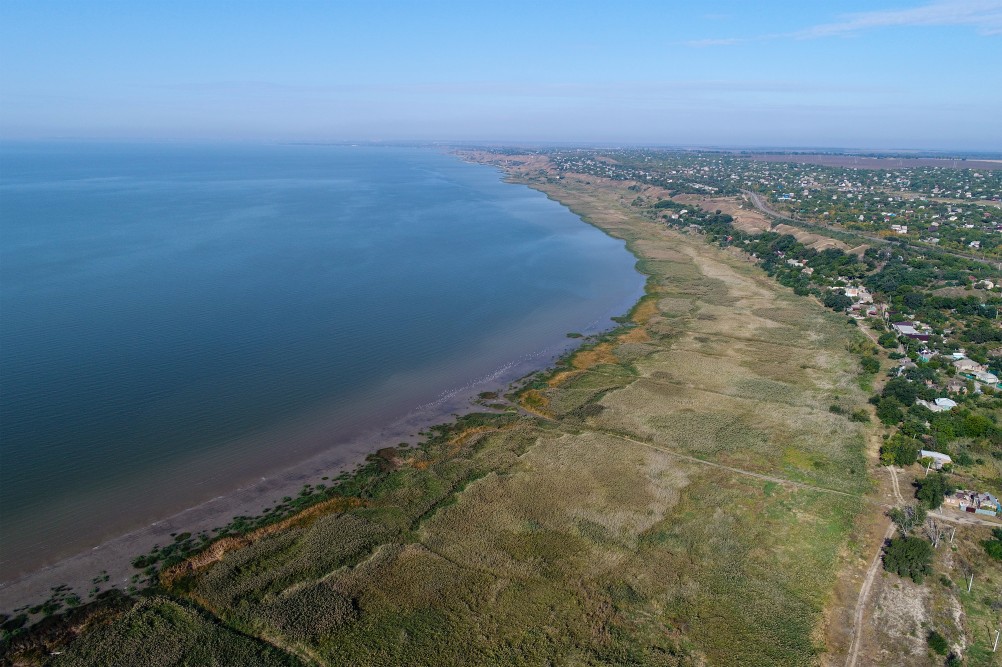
{"left": 528, "top": 406, "right": 865, "bottom": 500}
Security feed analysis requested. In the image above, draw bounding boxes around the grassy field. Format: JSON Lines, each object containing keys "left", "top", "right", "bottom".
{"left": 32, "top": 161, "right": 875, "bottom": 666}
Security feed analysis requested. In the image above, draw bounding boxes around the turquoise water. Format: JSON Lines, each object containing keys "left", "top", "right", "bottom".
{"left": 0, "top": 144, "right": 643, "bottom": 578}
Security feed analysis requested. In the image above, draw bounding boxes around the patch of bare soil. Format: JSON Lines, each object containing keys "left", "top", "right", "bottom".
{"left": 772, "top": 223, "right": 850, "bottom": 252}
{"left": 866, "top": 575, "right": 933, "bottom": 665}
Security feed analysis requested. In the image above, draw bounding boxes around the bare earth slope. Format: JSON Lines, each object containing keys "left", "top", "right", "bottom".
{"left": 45, "top": 158, "right": 875, "bottom": 667}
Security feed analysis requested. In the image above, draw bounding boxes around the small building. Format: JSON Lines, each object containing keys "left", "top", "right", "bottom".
{"left": 891, "top": 321, "right": 930, "bottom": 341}
{"left": 934, "top": 397, "right": 958, "bottom": 410}
{"left": 919, "top": 450, "right": 952, "bottom": 469}
{"left": 946, "top": 490, "right": 1001, "bottom": 517}
{"left": 953, "top": 357, "right": 985, "bottom": 373}
{"left": 917, "top": 397, "right": 958, "bottom": 412}
{"left": 892, "top": 321, "right": 917, "bottom": 335}
{"left": 970, "top": 370, "right": 1000, "bottom": 387}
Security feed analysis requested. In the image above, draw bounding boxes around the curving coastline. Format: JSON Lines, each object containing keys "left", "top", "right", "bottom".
{"left": 0, "top": 150, "right": 645, "bottom": 615}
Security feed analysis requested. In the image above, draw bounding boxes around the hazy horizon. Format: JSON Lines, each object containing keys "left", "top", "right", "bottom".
{"left": 2, "top": 1, "right": 1001, "bottom": 150}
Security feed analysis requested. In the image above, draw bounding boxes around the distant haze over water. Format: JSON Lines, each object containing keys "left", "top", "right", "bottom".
{"left": 0, "top": 144, "right": 643, "bottom": 579}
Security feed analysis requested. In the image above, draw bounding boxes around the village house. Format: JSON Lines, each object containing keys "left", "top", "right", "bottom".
{"left": 944, "top": 490, "right": 1002, "bottom": 517}
{"left": 919, "top": 450, "right": 952, "bottom": 469}
{"left": 970, "top": 369, "right": 1000, "bottom": 388}
{"left": 916, "top": 397, "right": 958, "bottom": 413}
{"left": 952, "top": 357, "right": 985, "bottom": 373}
{"left": 891, "top": 321, "right": 930, "bottom": 341}
{"left": 843, "top": 286, "right": 873, "bottom": 303}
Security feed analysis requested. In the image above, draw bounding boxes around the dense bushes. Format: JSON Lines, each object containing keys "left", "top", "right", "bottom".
{"left": 983, "top": 527, "right": 1002, "bottom": 561}
{"left": 882, "top": 535, "right": 933, "bottom": 583}
{"left": 860, "top": 356, "right": 880, "bottom": 374}
{"left": 927, "top": 630, "right": 949, "bottom": 655}
{"left": 877, "top": 332, "right": 899, "bottom": 349}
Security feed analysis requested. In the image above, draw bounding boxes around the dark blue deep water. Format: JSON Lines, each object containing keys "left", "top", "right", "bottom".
{"left": 0, "top": 144, "right": 642, "bottom": 577}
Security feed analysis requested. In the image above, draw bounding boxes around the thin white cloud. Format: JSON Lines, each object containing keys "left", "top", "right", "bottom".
{"left": 796, "top": 0, "right": 1002, "bottom": 38}
{"left": 683, "top": 0, "right": 1002, "bottom": 46}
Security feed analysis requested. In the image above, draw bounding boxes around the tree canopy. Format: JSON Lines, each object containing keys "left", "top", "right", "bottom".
{"left": 882, "top": 535, "right": 933, "bottom": 583}
{"left": 914, "top": 472, "right": 954, "bottom": 509}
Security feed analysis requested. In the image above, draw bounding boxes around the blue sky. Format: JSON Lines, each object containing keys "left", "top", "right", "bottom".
{"left": 1, "top": 0, "right": 1000, "bottom": 149}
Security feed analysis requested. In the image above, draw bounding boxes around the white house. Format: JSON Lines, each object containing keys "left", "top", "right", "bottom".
{"left": 919, "top": 450, "right": 952, "bottom": 469}
{"left": 971, "top": 370, "right": 999, "bottom": 386}
{"left": 918, "top": 397, "right": 958, "bottom": 412}
{"left": 934, "top": 397, "right": 958, "bottom": 410}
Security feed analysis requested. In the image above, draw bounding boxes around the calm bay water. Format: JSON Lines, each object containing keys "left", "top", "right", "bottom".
{"left": 0, "top": 144, "right": 643, "bottom": 579}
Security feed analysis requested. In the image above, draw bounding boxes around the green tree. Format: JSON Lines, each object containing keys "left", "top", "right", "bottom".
{"left": 823, "top": 292, "right": 853, "bottom": 311}
{"left": 878, "top": 332, "right": 900, "bottom": 349}
{"left": 882, "top": 377, "right": 919, "bottom": 405}
{"left": 882, "top": 535, "right": 933, "bottom": 583}
{"left": 876, "top": 397, "right": 904, "bottom": 425}
{"left": 880, "top": 433, "right": 920, "bottom": 466}
{"left": 915, "top": 472, "right": 954, "bottom": 509}
{"left": 903, "top": 291, "right": 926, "bottom": 311}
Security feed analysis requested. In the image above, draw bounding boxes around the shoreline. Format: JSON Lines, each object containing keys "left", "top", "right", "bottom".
{"left": 3, "top": 152, "right": 879, "bottom": 665}
{"left": 0, "top": 214, "right": 645, "bottom": 616}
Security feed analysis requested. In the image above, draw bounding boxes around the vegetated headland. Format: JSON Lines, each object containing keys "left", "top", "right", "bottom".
{"left": 5, "top": 146, "right": 999, "bottom": 666}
